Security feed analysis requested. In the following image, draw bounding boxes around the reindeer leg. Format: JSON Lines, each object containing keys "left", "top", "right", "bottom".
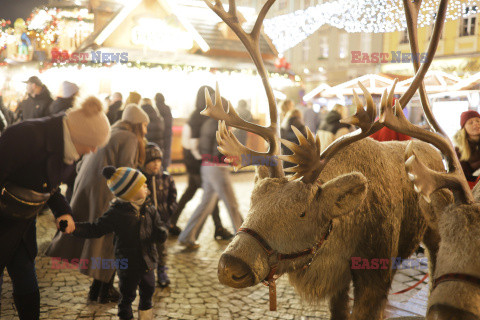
{"left": 329, "top": 286, "right": 350, "bottom": 320}
{"left": 351, "top": 273, "right": 389, "bottom": 320}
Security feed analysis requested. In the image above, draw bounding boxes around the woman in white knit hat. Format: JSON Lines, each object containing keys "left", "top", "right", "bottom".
{"left": 46, "top": 103, "right": 150, "bottom": 304}
{"left": 0, "top": 96, "right": 110, "bottom": 320}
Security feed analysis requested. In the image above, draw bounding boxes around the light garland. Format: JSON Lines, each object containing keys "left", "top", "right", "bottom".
{"left": 264, "top": 0, "right": 480, "bottom": 53}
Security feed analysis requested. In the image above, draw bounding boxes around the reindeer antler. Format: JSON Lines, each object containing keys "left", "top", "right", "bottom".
{"left": 278, "top": 82, "right": 379, "bottom": 183}
{"left": 379, "top": 89, "right": 474, "bottom": 204}
{"left": 202, "top": 0, "right": 283, "bottom": 178}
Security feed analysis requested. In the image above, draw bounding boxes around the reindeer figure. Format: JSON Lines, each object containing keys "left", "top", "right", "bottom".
{"left": 379, "top": 65, "right": 480, "bottom": 320}
{"left": 201, "top": 0, "right": 450, "bottom": 319}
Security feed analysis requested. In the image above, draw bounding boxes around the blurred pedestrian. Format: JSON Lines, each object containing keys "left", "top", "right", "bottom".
{"left": 317, "top": 104, "right": 351, "bottom": 152}
{"left": 16, "top": 76, "right": 53, "bottom": 121}
{"left": 0, "top": 96, "right": 110, "bottom": 320}
{"left": 302, "top": 102, "right": 319, "bottom": 133}
{"left": 125, "top": 91, "right": 141, "bottom": 105}
{"left": 0, "top": 94, "right": 14, "bottom": 129}
{"left": 140, "top": 143, "right": 177, "bottom": 288}
{"left": 233, "top": 99, "right": 252, "bottom": 145}
{"left": 178, "top": 97, "right": 243, "bottom": 249}
{"left": 281, "top": 109, "right": 307, "bottom": 169}
{"left": 280, "top": 99, "right": 294, "bottom": 121}
{"left": 155, "top": 93, "right": 173, "bottom": 169}
{"left": 70, "top": 166, "right": 167, "bottom": 320}
{"left": 453, "top": 110, "right": 480, "bottom": 187}
{"left": 141, "top": 98, "right": 165, "bottom": 151}
{"left": 171, "top": 86, "right": 232, "bottom": 240}
{"left": 46, "top": 104, "right": 149, "bottom": 304}
{"left": 107, "top": 92, "right": 123, "bottom": 125}
{"left": 48, "top": 81, "right": 79, "bottom": 115}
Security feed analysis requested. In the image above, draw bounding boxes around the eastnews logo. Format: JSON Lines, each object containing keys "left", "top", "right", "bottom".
{"left": 51, "top": 257, "right": 128, "bottom": 270}
{"left": 351, "top": 257, "right": 428, "bottom": 270}
{"left": 351, "top": 51, "right": 429, "bottom": 64}
{"left": 51, "top": 50, "right": 128, "bottom": 64}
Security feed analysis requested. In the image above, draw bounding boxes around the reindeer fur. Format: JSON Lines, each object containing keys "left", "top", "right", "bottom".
{"left": 219, "top": 138, "right": 452, "bottom": 320}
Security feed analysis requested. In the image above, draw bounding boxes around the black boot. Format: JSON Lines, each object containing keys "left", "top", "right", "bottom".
{"left": 88, "top": 279, "right": 102, "bottom": 301}
{"left": 98, "top": 276, "right": 120, "bottom": 304}
{"left": 13, "top": 289, "right": 40, "bottom": 320}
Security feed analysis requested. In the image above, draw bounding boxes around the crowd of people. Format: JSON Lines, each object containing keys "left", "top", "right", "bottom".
{"left": 1, "top": 75, "right": 479, "bottom": 320}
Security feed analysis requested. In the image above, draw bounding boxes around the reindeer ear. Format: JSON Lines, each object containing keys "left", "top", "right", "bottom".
{"left": 254, "top": 166, "right": 270, "bottom": 184}
{"left": 318, "top": 172, "right": 368, "bottom": 219}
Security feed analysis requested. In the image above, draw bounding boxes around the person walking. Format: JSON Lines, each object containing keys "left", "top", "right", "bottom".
{"left": 233, "top": 99, "right": 253, "bottom": 145}
{"left": 280, "top": 109, "right": 307, "bottom": 169}
{"left": 141, "top": 98, "right": 165, "bottom": 152}
{"left": 155, "top": 93, "right": 173, "bottom": 169}
{"left": 46, "top": 104, "right": 150, "bottom": 303}
{"left": 16, "top": 76, "right": 53, "bottom": 121}
{"left": 48, "top": 81, "right": 80, "bottom": 115}
{"left": 71, "top": 166, "right": 167, "bottom": 320}
{"left": 0, "top": 96, "right": 110, "bottom": 320}
{"left": 107, "top": 92, "right": 123, "bottom": 125}
{"left": 317, "top": 104, "right": 352, "bottom": 152}
{"left": 178, "top": 97, "right": 243, "bottom": 249}
{"left": 170, "top": 86, "right": 233, "bottom": 240}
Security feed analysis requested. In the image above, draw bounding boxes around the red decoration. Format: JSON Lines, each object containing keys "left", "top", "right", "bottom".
{"left": 274, "top": 57, "right": 291, "bottom": 70}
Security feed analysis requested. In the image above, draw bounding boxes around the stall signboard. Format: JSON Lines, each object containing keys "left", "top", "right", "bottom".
{"left": 131, "top": 17, "right": 193, "bottom": 51}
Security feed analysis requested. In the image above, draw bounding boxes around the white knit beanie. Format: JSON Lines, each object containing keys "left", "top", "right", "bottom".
{"left": 65, "top": 96, "right": 111, "bottom": 147}
{"left": 58, "top": 81, "right": 79, "bottom": 98}
{"left": 121, "top": 103, "right": 150, "bottom": 124}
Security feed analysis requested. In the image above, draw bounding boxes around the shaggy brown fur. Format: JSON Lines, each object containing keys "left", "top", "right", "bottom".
{"left": 424, "top": 187, "right": 480, "bottom": 319}
{"left": 218, "top": 138, "right": 451, "bottom": 320}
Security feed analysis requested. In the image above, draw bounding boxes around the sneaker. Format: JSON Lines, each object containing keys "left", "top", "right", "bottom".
{"left": 169, "top": 225, "right": 182, "bottom": 236}
{"left": 179, "top": 240, "right": 200, "bottom": 250}
{"left": 157, "top": 266, "right": 170, "bottom": 287}
{"left": 214, "top": 227, "right": 233, "bottom": 240}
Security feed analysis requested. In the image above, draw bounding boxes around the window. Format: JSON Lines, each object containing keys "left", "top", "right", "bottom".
{"left": 339, "top": 33, "right": 348, "bottom": 59}
{"left": 460, "top": 6, "right": 477, "bottom": 37}
{"left": 400, "top": 29, "right": 409, "bottom": 44}
{"left": 303, "top": 40, "right": 310, "bottom": 62}
{"left": 319, "top": 36, "right": 328, "bottom": 58}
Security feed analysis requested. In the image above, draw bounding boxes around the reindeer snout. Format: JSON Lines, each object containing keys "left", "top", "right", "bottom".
{"left": 218, "top": 253, "right": 255, "bottom": 288}
{"left": 427, "top": 304, "right": 479, "bottom": 320}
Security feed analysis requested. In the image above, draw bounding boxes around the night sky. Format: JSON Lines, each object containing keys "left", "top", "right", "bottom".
{"left": 0, "top": 0, "right": 48, "bottom": 21}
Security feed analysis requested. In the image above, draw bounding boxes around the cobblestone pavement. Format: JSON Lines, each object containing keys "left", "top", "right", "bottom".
{"left": 1, "top": 172, "right": 430, "bottom": 319}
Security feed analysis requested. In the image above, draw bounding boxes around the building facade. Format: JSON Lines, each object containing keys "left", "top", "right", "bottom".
{"left": 382, "top": 4, "right": 480, "bottom": 77}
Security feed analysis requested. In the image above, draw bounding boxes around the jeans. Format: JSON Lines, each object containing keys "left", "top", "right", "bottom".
{"left": 178, "top": 166, "right": 243, "bottom": 244}
{"left": 118, "top": 269, "right": 155, "bottom": 319}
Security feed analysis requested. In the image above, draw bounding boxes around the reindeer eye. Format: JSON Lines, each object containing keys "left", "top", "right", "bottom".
{"left": 300, "top": 211, "right": 306, "bottom": 218}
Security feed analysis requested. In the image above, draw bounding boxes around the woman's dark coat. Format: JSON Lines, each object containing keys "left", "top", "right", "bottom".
{"left": 48, "top": 97, "right": 75, "bottom": 116}
{"left": 0, "top": 115, "right": 75, "bottom": 268}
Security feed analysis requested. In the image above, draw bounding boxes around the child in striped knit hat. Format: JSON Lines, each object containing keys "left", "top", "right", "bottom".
{"left": 70, "top": 166, "right": 167, "bottom": 320}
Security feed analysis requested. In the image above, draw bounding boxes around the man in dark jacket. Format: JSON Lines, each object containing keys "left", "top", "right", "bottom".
{"left": 0, "top": 97, "right": 111, "bottom": 320}
{"left": 141, "top": 99, "right": 165, "bottom": 151}
{"left": 16, "top": 76, "right": 53, "bottom": 121}
{"left": 155, "top": 93, "right": 173, "bottom": 169}
{"left": 106, "top": 92, "right": 123, "bottom": 124}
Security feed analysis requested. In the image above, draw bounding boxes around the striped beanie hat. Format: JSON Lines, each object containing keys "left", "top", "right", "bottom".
{"left": 102, "top": 166, "right": 146, "bottom": 201}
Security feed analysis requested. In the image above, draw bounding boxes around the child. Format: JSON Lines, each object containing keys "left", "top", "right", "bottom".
{"left": 141, "top": 142, "right": 178, "bottom": 287}
{"left": 70, "top": 166, "right": 167, "bottom": 320}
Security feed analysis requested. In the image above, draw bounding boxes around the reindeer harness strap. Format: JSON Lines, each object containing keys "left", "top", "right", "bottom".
{"left": 432, "top": 273, "right": 480, "bottom": 291}
{"left": 237, "top": 220, "right": 333, "bottom": 311}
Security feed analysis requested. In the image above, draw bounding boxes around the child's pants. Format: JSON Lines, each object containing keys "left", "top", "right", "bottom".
{"left": 117, "top": 269, "right": 155, "bottom": 319}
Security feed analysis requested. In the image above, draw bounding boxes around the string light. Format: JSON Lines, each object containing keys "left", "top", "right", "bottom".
{"left": 264, "top": 0, "right": 480, "bottom": 53}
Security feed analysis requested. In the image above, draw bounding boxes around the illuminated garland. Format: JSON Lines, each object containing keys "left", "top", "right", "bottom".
{"left": 264, "top": 0, "right": 480, "bottom": 53}
{"left": 38, "top": 60, "right": 300, "bottom": 81}
{"left": 0, "top": 19, "right": 12, "bottom": 49}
